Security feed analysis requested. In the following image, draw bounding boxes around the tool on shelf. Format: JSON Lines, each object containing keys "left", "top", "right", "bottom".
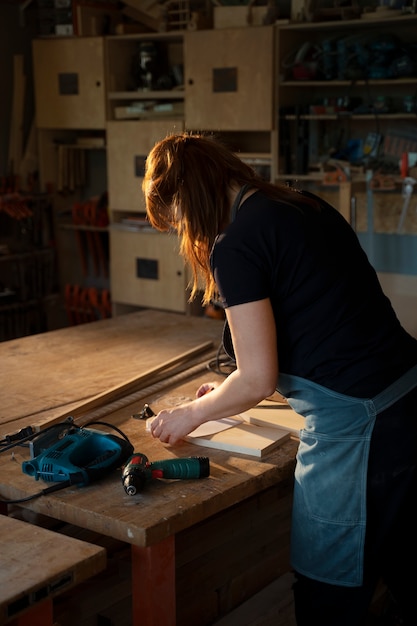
{"left": 122, "top": 452, "right": 210, "bottom": 496}
{"left": 369, "top": 172, "right": 396, "bottom": 191}
{"left": 322, "top": 160, "right": 350, "bottom": 185}
{"left": 65, "top": 284, "right": 112, "bottom": 325}
{"left": 397, "top": 176, "right": 416, "bottom": 233}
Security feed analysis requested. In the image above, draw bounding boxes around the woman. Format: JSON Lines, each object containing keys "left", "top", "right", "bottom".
{"left": 142, "top": 132, "right": 417, "bottom": 625}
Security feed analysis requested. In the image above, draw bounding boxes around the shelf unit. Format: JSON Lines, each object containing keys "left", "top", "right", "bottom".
{"left": 32, "top": 35, "right": 111, "bottom": 327}
{"left": 31, "top": 16, "right": 417, "bottom": 322}
{"left": 105, "top": 26, "right": 278, "bottom": 316}
{"left": 0, "top": 194, "right": 60, "bottom": 341}
{"left": 105, "top": 31, "right": 185, "bottom": 121}
{"left": 104, "top": 31, "right": 190, "bottom": 316}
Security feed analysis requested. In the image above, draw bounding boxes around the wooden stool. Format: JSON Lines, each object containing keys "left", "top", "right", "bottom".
{"left": 0, "top": 515, "right": 106, "bottom": 625}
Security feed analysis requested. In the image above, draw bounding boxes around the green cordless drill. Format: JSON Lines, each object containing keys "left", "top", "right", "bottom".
{"left": 122, "top": 452, "right": 210, "bottom": 496}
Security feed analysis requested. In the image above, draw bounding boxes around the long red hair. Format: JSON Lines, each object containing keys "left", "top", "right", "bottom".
{"left": 142, "top": 132, "right": 318, "bottom": 305}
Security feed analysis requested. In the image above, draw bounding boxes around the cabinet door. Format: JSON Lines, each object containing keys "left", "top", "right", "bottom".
{"left": 185, "top": 26, "right": 273, "bottom": 131}
{"left": 33, "top": 37, "right": 105, "bottom": 129}
{"left": 106, "top": 120, "right": 184, "bottom": 214}
{"left": 110, "top": 230, "right": 186, "bottom": 312}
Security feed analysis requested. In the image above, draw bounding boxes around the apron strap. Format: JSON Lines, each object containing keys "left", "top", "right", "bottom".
{"left": 372, "top": 363, "right": 417, "bottom": 413}
{"left": 230, "top": 184, "right": 251, "bottom": 222}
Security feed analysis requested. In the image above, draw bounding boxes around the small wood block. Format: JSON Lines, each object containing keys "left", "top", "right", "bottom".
{"left": 241, "top": 400, "right": 304, "bottom": 436}
{"left": 185, "top": 421, "right": 291, "bottom": 458}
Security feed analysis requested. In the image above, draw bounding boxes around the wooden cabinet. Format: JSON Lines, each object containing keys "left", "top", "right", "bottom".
{"left": 184, "top": 26, "right": 277, "bottom": 183}
{"left": 33, "top": 37, "right": 106, "bottom": 129}
{"left": 107, "top": 119, "right": 184, "bottom": 215}
{"left": 184, "top": 26, "right": 274, "bottom": 131}
{"left": 110, "top": 229, "right": 187, "bottom": 313}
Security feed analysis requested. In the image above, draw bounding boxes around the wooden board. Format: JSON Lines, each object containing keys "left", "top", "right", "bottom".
{"left": 0, "top": 311, "right": 223, "bottom": 431}
{"left": 185, "top": 421, "right": 291, "bottom": 458}
{"left": 241, "top": 399, "right": 304, "bottom": 436}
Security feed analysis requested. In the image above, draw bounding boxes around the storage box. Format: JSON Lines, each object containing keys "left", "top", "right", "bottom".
{"left": 214, "top": 6, "right": 268, "bottom": 28}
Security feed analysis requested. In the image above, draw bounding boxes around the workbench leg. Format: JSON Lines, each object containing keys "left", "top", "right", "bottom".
{"left": 8, "top": 598, "right": 54, "bottom": 626}
{"left": 131, "top": 535, "right": 176, "bottom": 626}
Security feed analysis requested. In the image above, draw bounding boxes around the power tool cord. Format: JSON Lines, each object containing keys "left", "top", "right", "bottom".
{"left": 0, "top": 481, "right": 72, "bottom": 505}
{"left": 0, "top": 419, "right": 75, "bottom": 453}
{"left": 206, "top": 340, "right": 236, "bottom": 378}
{"left": 82, "top": 420, "right": 132, "bottom": 443}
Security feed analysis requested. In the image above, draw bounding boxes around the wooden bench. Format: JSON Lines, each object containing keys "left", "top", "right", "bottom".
{"left": 0, "top": 515, "right": 106, "bottom": 625}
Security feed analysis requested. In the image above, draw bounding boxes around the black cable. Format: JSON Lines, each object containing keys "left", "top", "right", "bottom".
{"left": 206, "top": 341, "right": 236, "bottom": 378}
{"left": 81, "top": 421, "right": 131, "bottom": 443}
{"left": 0, "top": 480, "right": 72, "bottom": 505}
{"left": 0, "top": 418, "right": 75, "bottom": 454}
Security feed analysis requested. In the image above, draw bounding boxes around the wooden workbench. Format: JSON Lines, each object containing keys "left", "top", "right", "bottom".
{"left": 0, "top": 311, "right": 297, "bottom": 625}
{"left": 0, "top": 515, "right": 106, "bottom": 625}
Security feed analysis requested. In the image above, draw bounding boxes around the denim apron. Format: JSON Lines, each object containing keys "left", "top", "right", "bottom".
{"left": 277, "top": 364, "right": 417, "bottom": 587}
{"left": 224, "top": 186, "right": 417, "bottom": 584}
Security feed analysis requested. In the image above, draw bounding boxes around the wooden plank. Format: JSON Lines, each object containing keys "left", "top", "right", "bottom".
{"left": 0, "top": 311, "right": 223, "bottom": 431}
{"left": 47, "top": 340, "right": 213, "bottom": 424}
{"left": 240, "top": 399, "right": 304, "bottom": 436}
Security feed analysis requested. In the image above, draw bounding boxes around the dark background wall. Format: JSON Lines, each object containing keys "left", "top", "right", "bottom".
{"left": 0, "top": 1, "right": 37, "bottom": 178}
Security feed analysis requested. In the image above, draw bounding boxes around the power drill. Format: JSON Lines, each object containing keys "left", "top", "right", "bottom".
{"left": 122, "top": 452, "right": 210, "bottom": 496}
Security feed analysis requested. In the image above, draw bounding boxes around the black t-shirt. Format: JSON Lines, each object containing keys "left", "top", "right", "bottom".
{"left": 210, "top": 190, "right": 417, "bottom": 397}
